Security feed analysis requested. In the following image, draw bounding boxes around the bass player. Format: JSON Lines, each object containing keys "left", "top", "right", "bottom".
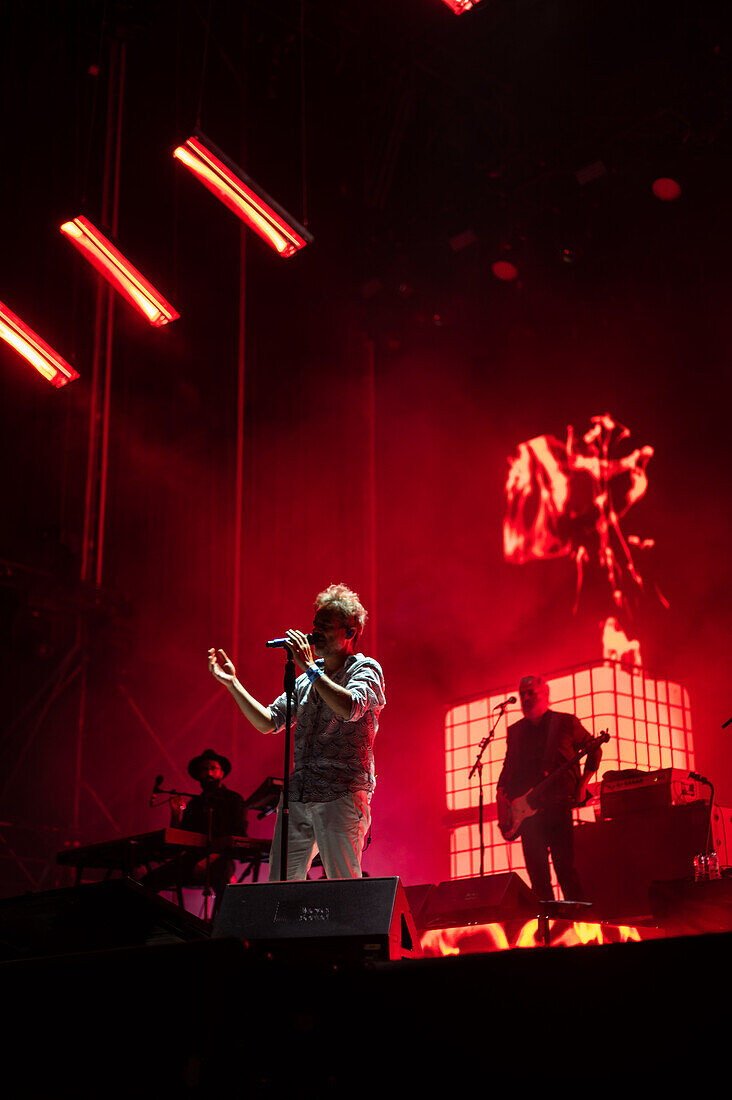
{"left": 496, "top": 675, "right": 603, "bottom": 902}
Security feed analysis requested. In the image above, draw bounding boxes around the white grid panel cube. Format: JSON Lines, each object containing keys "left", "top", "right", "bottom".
{"left": 444, "top": 662, "right": 694, "bottom": 881}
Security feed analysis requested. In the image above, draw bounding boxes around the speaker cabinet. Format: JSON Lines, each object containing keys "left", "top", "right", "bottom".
{"left": 0, "top": 877, "right": 208, "bottom": 961}
{"left": 417, "top": 872, "right": 537, "bottom": 930}
{"left": 212, "top": 876, "right": 421, "bottom": 962}
{"left": 574, "top": 801, "right": 711, "bottom": 920}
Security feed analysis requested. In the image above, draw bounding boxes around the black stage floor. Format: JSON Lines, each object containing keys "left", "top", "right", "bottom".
{"left": 2, "top": 878, "right": 729, "bottom": 1097}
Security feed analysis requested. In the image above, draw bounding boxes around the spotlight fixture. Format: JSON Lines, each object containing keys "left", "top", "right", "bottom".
{"left": 59, "top": 216, "right": 179, "bottom": 327}
{"left": 173, "top": 132, "right": 313, "bottom": 257}
{"left": 575, "top": 160, "right": 607, "bottom": 186}
{"left": 449, "top": 229, "right": 477, "bottom": 253}
{"left": 652, "top": 177, "right": 682, "bottom": 202}
{"left": 0, "top": 299, "right": 79, "bottom": 387}
{"left": 491, "top": 260, "right": 519, "bottom": 282}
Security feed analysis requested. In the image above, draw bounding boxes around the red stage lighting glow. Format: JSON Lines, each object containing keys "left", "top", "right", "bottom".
{"left": 173, "top": 133, "right": 313, "bottom": 258}
{"left": 60, "top": 217, "right": 179, "bottom": 327}
{"left": 420, "top": 918, "right": 642, "bottom": 956}
{"left": 652, "top": 177, "right": 682, "bottom": 202}
{"left": 441, "top": 0, "right": 480, "bottom": 13}
{"left": 491, "top": 260, "right": 518, "bottom": 281}
{"left": 0, "top": 299, "right": 79, "bottom": 387}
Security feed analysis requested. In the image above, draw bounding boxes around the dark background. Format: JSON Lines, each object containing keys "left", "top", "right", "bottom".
{"left": 1, "top": 0, "right": 731, "bottom": 894}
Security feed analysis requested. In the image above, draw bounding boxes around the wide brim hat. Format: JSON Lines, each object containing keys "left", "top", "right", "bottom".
{"left": 187, "top": 748, "right": 232, "bottom": 780}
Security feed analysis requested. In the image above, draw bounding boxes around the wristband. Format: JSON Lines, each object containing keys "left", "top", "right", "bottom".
{"left": 306, "top": 664, "right": 324, "bottom": 684}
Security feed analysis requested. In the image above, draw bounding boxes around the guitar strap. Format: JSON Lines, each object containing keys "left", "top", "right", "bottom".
{"left": 540, "top": 711, "right": 581, "bottom": 807}
{"left": 542, "top": 710, "right": 562, "bottom": 776}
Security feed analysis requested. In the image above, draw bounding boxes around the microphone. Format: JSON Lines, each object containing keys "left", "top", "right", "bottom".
{"left": 493, "top": 696, "right": 517, "bottom": 711}
{"left": 266, "top": 632, "right": 321, "bottom": 649}
{"left": 150, "top": 774, "right": 164, "bottom": 806}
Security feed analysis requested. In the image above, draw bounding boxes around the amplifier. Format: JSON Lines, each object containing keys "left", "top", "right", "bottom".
{"left": 600, "top": 768, "right": 710, "bottom": 819}
{"left": 710, "top": 804, "right": 732, "bottom": 866}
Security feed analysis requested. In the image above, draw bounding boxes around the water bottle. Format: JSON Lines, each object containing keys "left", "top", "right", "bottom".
{"left": 693, "top": 853, "right": 706, "bottom": 881}
{"left": 707, "top": 851, "right": 721, "bottom": 880}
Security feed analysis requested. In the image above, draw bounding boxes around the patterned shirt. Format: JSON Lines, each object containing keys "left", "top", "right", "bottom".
{"left": 268, "top": 653, "right": 386, "bottom": 803}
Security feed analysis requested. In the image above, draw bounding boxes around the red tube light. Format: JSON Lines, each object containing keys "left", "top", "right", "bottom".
{"left": 173, "top": 133, "right": 313, "bottom": 257}
{"left": 0, "top": 299, "right": 79, "bottom": 387}
{"left": 59, "top": 216, "right": 179, "bottom": 327}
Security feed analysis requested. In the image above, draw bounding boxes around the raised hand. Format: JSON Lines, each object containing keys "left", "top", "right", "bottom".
{"left": 208, "top": 647, "right": 236, "bottom": 683}
{"left": 285, "top": 629, "right": 316, "bottom": 673}
{"left": 169, "top": 792, "right": 188, "bottom": 825}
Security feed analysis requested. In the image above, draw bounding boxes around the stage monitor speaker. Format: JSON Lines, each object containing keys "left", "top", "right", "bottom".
{"left": 0, "top": 877, "right": 209, "bottom": 961}
{"left": 418, "top": 872, "right": 537, "bottom": 930}
{"left": 212, "top": 876, "right": 421, "bottom": 962}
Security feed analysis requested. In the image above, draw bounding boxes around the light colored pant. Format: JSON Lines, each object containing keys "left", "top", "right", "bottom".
{"left": 268, "top": 791, "right": 371, "bottom": 881}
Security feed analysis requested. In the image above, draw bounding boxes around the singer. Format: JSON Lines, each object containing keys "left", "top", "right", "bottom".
{"left": 496, "top": 675, "right": 603, "bottom": 901}
{"left": 208, "top": 583, "right": 385, "bottom": 881}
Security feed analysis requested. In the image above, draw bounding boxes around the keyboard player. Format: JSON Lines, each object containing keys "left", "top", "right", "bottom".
{"left": 142, "top": 749, "right": 246, "bottom": 913}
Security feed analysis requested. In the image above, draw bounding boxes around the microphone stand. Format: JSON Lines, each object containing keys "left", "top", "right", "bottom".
{"left": 201, "top": 798, "right": 214, "bottom": 922}
{"left": 151, "top": 784, "right": 198, "bottom": 801}
{"left": 150, "top": 782, "right": 214, "bottom": 917}
{"left": 278, "top": 645, "right": 297, "bottom": 881}
{"left": 468, "top": 705, "right": 508, "bottom": 877}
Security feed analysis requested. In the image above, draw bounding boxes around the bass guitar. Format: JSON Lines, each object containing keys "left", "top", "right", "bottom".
{"left": 497, "top": 730, "right": 610, "bottom": 841}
